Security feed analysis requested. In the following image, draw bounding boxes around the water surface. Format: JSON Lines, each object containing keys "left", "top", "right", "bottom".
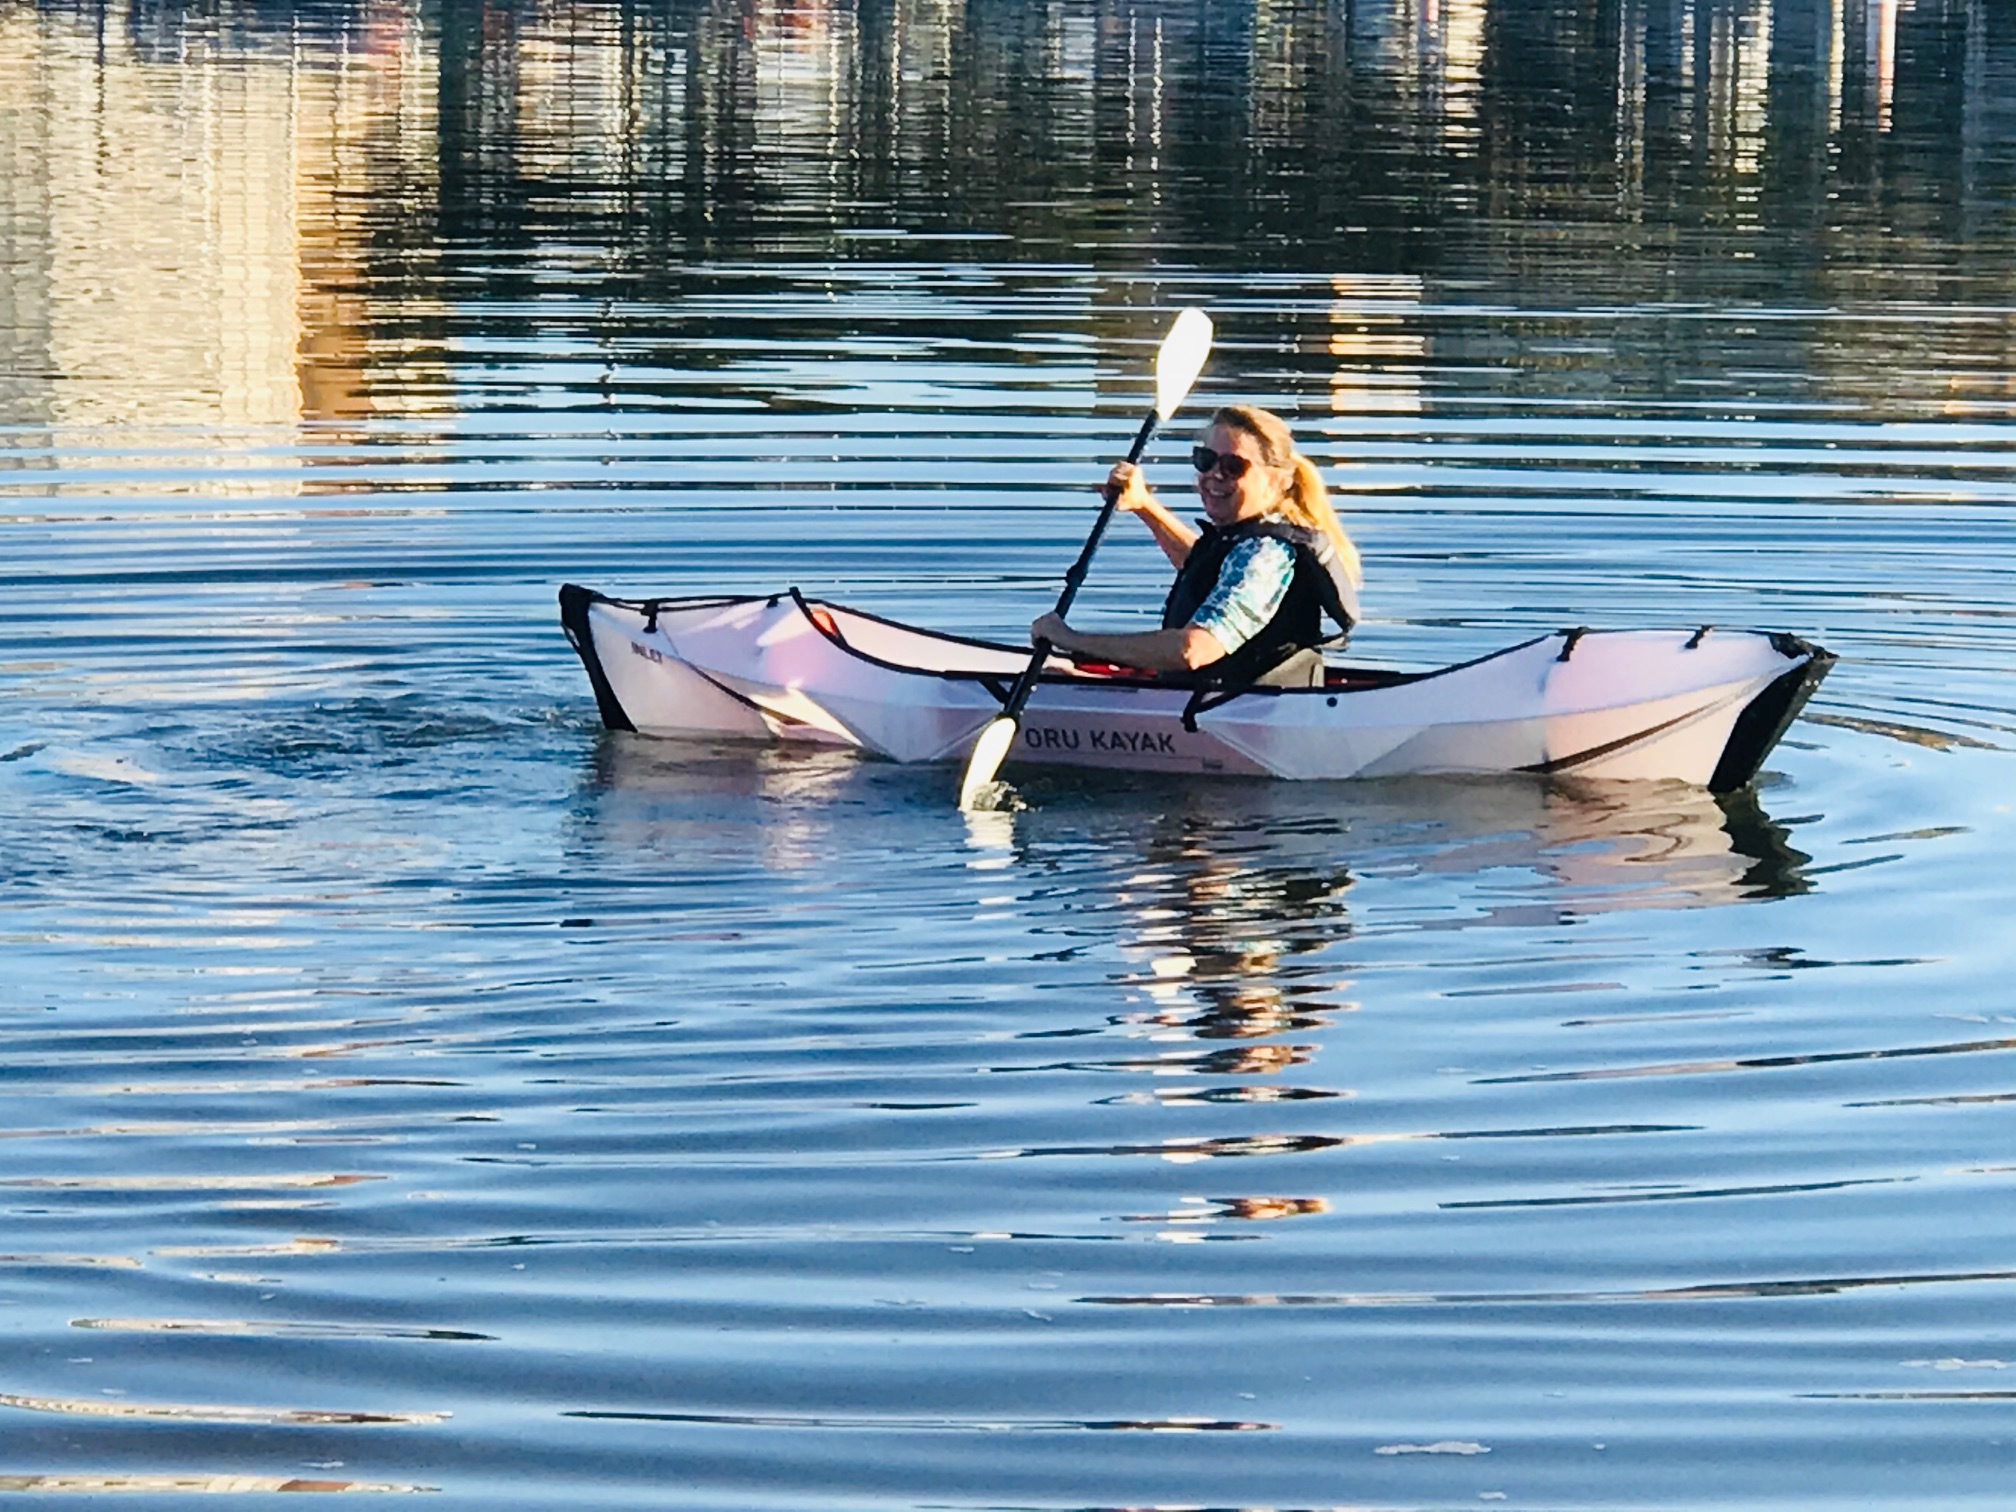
{"left": 4, "top": 0, "right": 2016, "bottom": 1507}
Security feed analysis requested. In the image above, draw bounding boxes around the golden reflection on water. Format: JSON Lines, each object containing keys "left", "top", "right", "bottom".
{"left": 0, "top": 1391, "right": 447, "bottom": 1426}
{"left": 0, "top": 0, "right": 449, "bottom": 453}
{"left": 1805, "top": 710, "right": 2003, "bottom": 752}
{"left": 561, "top": 1406, "right": 1273, "bottom": 1432}
{"left": 0, "top": 0, "right": 2005, "bottom": 478}
{"left": 1081, "top": 1263, "right": 2016, "bottom": 1308}
{"left": 1, "top": 1172, "right": 381, "bottom": 1191}
{"left": 0, "top": 1473, "right": 436, "bottom": 1494}
{"left": 1478, "top": 1032, "right": 2016, "bottom": 1085}
{"left": 153, "top": 1237, "right": 345, "bottom": 1259}
{"left": 73, "top": 1316, "right": 493, "bottom": 1341}
{"left": 0, "top": 1093, "right": 419, "bottom": 1142}
{"left": 82, "top": 1079, "right": 463, "bottom": 1095}
{"left": 1121, "top": 1195, "right": 1332, "bottom": 1226}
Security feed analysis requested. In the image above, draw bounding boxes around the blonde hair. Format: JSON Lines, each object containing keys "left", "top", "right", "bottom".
{"left": 1211, "top": 404, "right": 1362, "bottom": 587}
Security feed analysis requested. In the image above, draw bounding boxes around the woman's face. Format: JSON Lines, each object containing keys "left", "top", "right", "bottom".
{"left": 1191, "top": 422, "right": 1280, "bottom": 527}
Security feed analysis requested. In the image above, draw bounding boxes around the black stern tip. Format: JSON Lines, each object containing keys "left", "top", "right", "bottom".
{"left": 558, "top": 584, "right": 637, "bottom": 733}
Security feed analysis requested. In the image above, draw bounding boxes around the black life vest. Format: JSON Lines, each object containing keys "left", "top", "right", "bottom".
{"left": 1160, "top": 517, "right": 1360, "bottom": 687}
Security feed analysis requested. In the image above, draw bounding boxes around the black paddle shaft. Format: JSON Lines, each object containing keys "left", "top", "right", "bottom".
{"left": 997, "top": 410, "right": 1162, "bottom": 720}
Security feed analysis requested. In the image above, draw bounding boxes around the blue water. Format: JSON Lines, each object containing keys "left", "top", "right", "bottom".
{"left": 5, "top": 0, "right": 2016, "bottom": 1506}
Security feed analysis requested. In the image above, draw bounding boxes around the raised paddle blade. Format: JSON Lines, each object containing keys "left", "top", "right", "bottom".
{"left": 1153, "top": 308, "right": 1214, "bottom": 422}
{"left": 957, "top": 715, "right": 1019, "bottom": 811}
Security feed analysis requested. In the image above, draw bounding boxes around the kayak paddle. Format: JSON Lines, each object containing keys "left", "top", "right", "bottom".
{"left": 956, "top": 306, "right": 1214, "bottom": 810}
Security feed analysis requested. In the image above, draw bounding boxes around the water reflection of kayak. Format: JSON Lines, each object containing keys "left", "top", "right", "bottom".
{"left": 581, "top": 743, "right": 1812, "bottom": 926}
{"left": 560, "top": 585, "right": 1833, "bottom": 792}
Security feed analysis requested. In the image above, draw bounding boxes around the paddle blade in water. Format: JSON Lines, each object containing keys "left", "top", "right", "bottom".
{"left": 957, "top": 716, "right": 1020, "bottom": 811}
{"left": 1153, "top": 308, "right": 1214, "bottom": 422}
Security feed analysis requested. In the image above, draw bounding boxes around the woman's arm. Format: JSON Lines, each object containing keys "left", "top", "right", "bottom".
{"left": 1029, "top": 538, "right": 1296, "bottom": 674}
{"left": 1030, "top": 612, "right": 1226, "bottom": 673}
{"left": 1108, "top": 462, "right": 1197, "bottom": 569}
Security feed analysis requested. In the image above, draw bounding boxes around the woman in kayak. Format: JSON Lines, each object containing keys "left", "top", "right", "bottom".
{"left": 1031, "top": 404, "right": 1361, "bottom": 686}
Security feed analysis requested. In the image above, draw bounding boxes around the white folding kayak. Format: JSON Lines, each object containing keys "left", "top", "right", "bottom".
{"left": 559, "top": 585, "right": 1834, "bottom": 792}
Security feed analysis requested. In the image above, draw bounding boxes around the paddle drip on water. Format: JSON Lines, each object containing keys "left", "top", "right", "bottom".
{"left": 960, "top": 777, "right": 1018, "bottom": 814}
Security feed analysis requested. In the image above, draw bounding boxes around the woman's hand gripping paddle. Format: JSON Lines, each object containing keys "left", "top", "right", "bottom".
{"left": 956, "top": 308, "right": 1214, "bottom": 810}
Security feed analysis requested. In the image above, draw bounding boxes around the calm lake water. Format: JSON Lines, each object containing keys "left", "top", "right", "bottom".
{"left": 4, "top": 0, "right": 2016, "bottom": 1506}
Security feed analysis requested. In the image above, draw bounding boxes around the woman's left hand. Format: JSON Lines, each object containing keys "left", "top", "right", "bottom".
{"left": 1031, "top": 612, "right": 1070, "bottom": 650}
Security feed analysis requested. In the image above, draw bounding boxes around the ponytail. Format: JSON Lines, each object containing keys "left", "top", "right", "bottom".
{"left": 1211, "top": 405, "right": 1363, "bottom": 588}
{"left": 1282, "top": 452, "right": 1362, "bottom": 588}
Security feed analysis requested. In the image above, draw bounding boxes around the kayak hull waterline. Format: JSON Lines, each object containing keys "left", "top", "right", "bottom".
{"left": 559, "top": 585, "right": 1834, "bottom": 792}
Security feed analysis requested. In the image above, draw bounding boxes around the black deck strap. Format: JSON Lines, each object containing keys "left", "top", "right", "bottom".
{"left": 1769, "top": 631, "right": 1818, "bottom": 659}
{"left": 1179, "top": 684, "right": 1246, "bottom": 734}
{"left": 642, "top": 600, "right": 663, "bottom": 634}
{"left": 1518, "top": 702, "right": 1713, "bottom": 779}
{"left": 1686, "top": 625, "right": 1713, "bottom": 649}
{"left": 1557, "top": 626, "right": 1589, "bottom": 662}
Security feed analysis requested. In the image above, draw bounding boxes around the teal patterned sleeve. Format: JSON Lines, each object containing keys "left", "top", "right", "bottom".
{"left": 1186, "top": 537, "right": 1297, "bottom": 652}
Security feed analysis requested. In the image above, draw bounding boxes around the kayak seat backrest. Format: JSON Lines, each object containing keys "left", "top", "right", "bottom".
{"left": 1252, "top": 648, "right": 1326, "bottom": 688}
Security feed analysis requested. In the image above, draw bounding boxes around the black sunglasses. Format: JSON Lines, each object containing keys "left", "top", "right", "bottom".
{"left": 1191, "top": 445, "right": 1255, "bottom": 480}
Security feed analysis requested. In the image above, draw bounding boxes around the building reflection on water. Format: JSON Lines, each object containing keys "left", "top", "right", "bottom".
{"left": 0, "top": 0, "right": 2010, "bottom": 445}
{"left": 0, "top": 0, "right": 449, "bottom": 442}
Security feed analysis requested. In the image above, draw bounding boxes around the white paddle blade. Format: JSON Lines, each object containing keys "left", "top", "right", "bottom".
{"left": 957, "top": 716, "right": 1020, "bottom": 811}
{"left": 1152, "top": 308, "right": 1214, "bottom": 422}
